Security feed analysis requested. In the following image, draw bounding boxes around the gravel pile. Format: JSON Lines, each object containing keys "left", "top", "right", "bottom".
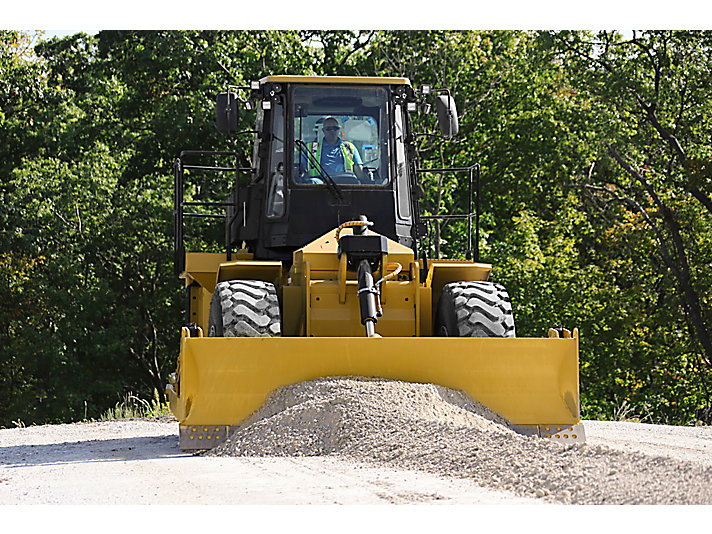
{"left": 209, "top": 377, "right": 712, "bottom": 504}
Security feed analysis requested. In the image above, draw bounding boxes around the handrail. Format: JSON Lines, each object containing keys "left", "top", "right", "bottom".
{"left": 174, "top": 151, "right": 243, "bottom": 276}
{"left": 415, "top": 164, "right": 481, "bottom": 262}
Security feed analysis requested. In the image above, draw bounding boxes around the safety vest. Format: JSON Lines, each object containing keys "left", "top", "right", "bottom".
{"left": 308, "top": 139, "right": 356, "bottom": 176}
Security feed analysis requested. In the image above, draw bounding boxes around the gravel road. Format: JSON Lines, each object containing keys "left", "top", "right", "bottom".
{"left": 2, "top": 378, "right": 711, "bottom": 505}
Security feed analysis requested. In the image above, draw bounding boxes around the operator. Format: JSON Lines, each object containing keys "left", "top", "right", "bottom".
{"left": 300, "top": 117, "right": 374, "bottom": 183}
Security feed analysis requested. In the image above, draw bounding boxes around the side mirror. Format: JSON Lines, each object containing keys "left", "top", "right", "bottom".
{"left": 435, "top": 94, "right": 459, "bottom": 138}
{"left": 216, "top": 92, "right": 239, "bottom": 134}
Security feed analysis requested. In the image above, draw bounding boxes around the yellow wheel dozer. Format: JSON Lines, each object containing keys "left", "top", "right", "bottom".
{"left": 166, "top": 76, "right": 584, "bottom": 449}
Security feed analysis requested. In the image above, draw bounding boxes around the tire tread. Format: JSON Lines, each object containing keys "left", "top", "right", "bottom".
{"left": 437, "top": 281, "right": 516, "bottom": 338}
{"left": 209, "top": 280, "right": 281, "bottom": 337}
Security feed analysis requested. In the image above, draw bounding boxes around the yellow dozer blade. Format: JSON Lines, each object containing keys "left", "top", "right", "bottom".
{"left": 166, "top": 327, "right": 583, "bottom": 449}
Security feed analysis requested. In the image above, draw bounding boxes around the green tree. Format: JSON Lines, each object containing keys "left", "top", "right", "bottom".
{"left": 551, "top": 30, "right": 712, "bottom": 422}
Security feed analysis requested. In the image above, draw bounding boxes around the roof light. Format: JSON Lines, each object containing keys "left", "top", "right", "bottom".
{"left": 250, "top": 80, "right": 261, "bottom": 90}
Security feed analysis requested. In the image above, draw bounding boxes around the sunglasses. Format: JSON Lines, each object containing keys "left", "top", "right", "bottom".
{"left": 323, "top": 126, "right": 341, "bottom": 131}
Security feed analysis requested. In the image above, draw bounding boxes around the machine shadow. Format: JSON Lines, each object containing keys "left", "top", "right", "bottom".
{"left": 0, "top": 433, "right": 189, "bottom": 468}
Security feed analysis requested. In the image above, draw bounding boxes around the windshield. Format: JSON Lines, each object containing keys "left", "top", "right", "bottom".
{"left": 292, "top": 85, "right": 389, "bottom": 186}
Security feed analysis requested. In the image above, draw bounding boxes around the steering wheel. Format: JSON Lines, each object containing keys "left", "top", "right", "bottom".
{"left": 332, "top": 173, "right": 361, "bottom": 185}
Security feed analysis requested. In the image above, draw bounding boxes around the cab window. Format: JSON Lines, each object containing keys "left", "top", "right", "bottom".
{"left": 292, "top": 85, "right": 389, "bottom": 186}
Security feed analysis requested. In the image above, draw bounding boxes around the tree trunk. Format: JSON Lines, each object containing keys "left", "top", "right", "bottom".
{"left": 606, "top": 143, "right": 712, "bottom": 368}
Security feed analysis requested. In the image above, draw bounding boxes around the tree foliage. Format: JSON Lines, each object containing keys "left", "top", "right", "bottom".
{"left": 1, "top": 30, "right": 711, "bottom": 427}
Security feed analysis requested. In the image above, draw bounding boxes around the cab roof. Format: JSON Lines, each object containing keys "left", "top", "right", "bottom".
{"left": 259, "top": 75, "right": 411, "bottom": 86}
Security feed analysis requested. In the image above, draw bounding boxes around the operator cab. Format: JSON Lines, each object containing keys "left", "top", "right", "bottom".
{"left": 225, "top": 76, "right": 421, "bottom": 264}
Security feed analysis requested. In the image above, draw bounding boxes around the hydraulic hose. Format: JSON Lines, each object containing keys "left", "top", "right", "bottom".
{"left": 375, "top": 263, "right": 402, "bottom": 287}
{"left": 335, "top": 218, "right": 373, "bottom": 241}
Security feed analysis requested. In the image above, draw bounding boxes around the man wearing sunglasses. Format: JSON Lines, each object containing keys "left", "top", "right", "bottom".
{"left": 302, "top": 117, "right": 374, "bottom": 183}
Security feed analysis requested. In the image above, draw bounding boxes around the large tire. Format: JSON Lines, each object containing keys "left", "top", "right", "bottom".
{"left": 435, "top": 281, "right": 516, "bottom": 338}
{"left": 208, "top": 280, "right": 281, "bottom": 337}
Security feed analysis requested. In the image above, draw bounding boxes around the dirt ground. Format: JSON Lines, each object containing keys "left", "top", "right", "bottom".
{"left": 1, "top": 415, "right": 710, "bottom": 506}
{"left": 0, "top": 417, "right": 532, "bottom": 505}
{"left": 3, "top": 376, "right": 712, "bottom": 513}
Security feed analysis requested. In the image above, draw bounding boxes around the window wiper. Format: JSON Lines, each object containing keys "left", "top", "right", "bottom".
{"left": 294, "top": 139, "right": 344, "bottom": 203}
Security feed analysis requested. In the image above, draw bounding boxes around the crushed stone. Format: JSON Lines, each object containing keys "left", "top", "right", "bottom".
{"left": 208, "top": 376, "right": 712, "bottom": 505}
